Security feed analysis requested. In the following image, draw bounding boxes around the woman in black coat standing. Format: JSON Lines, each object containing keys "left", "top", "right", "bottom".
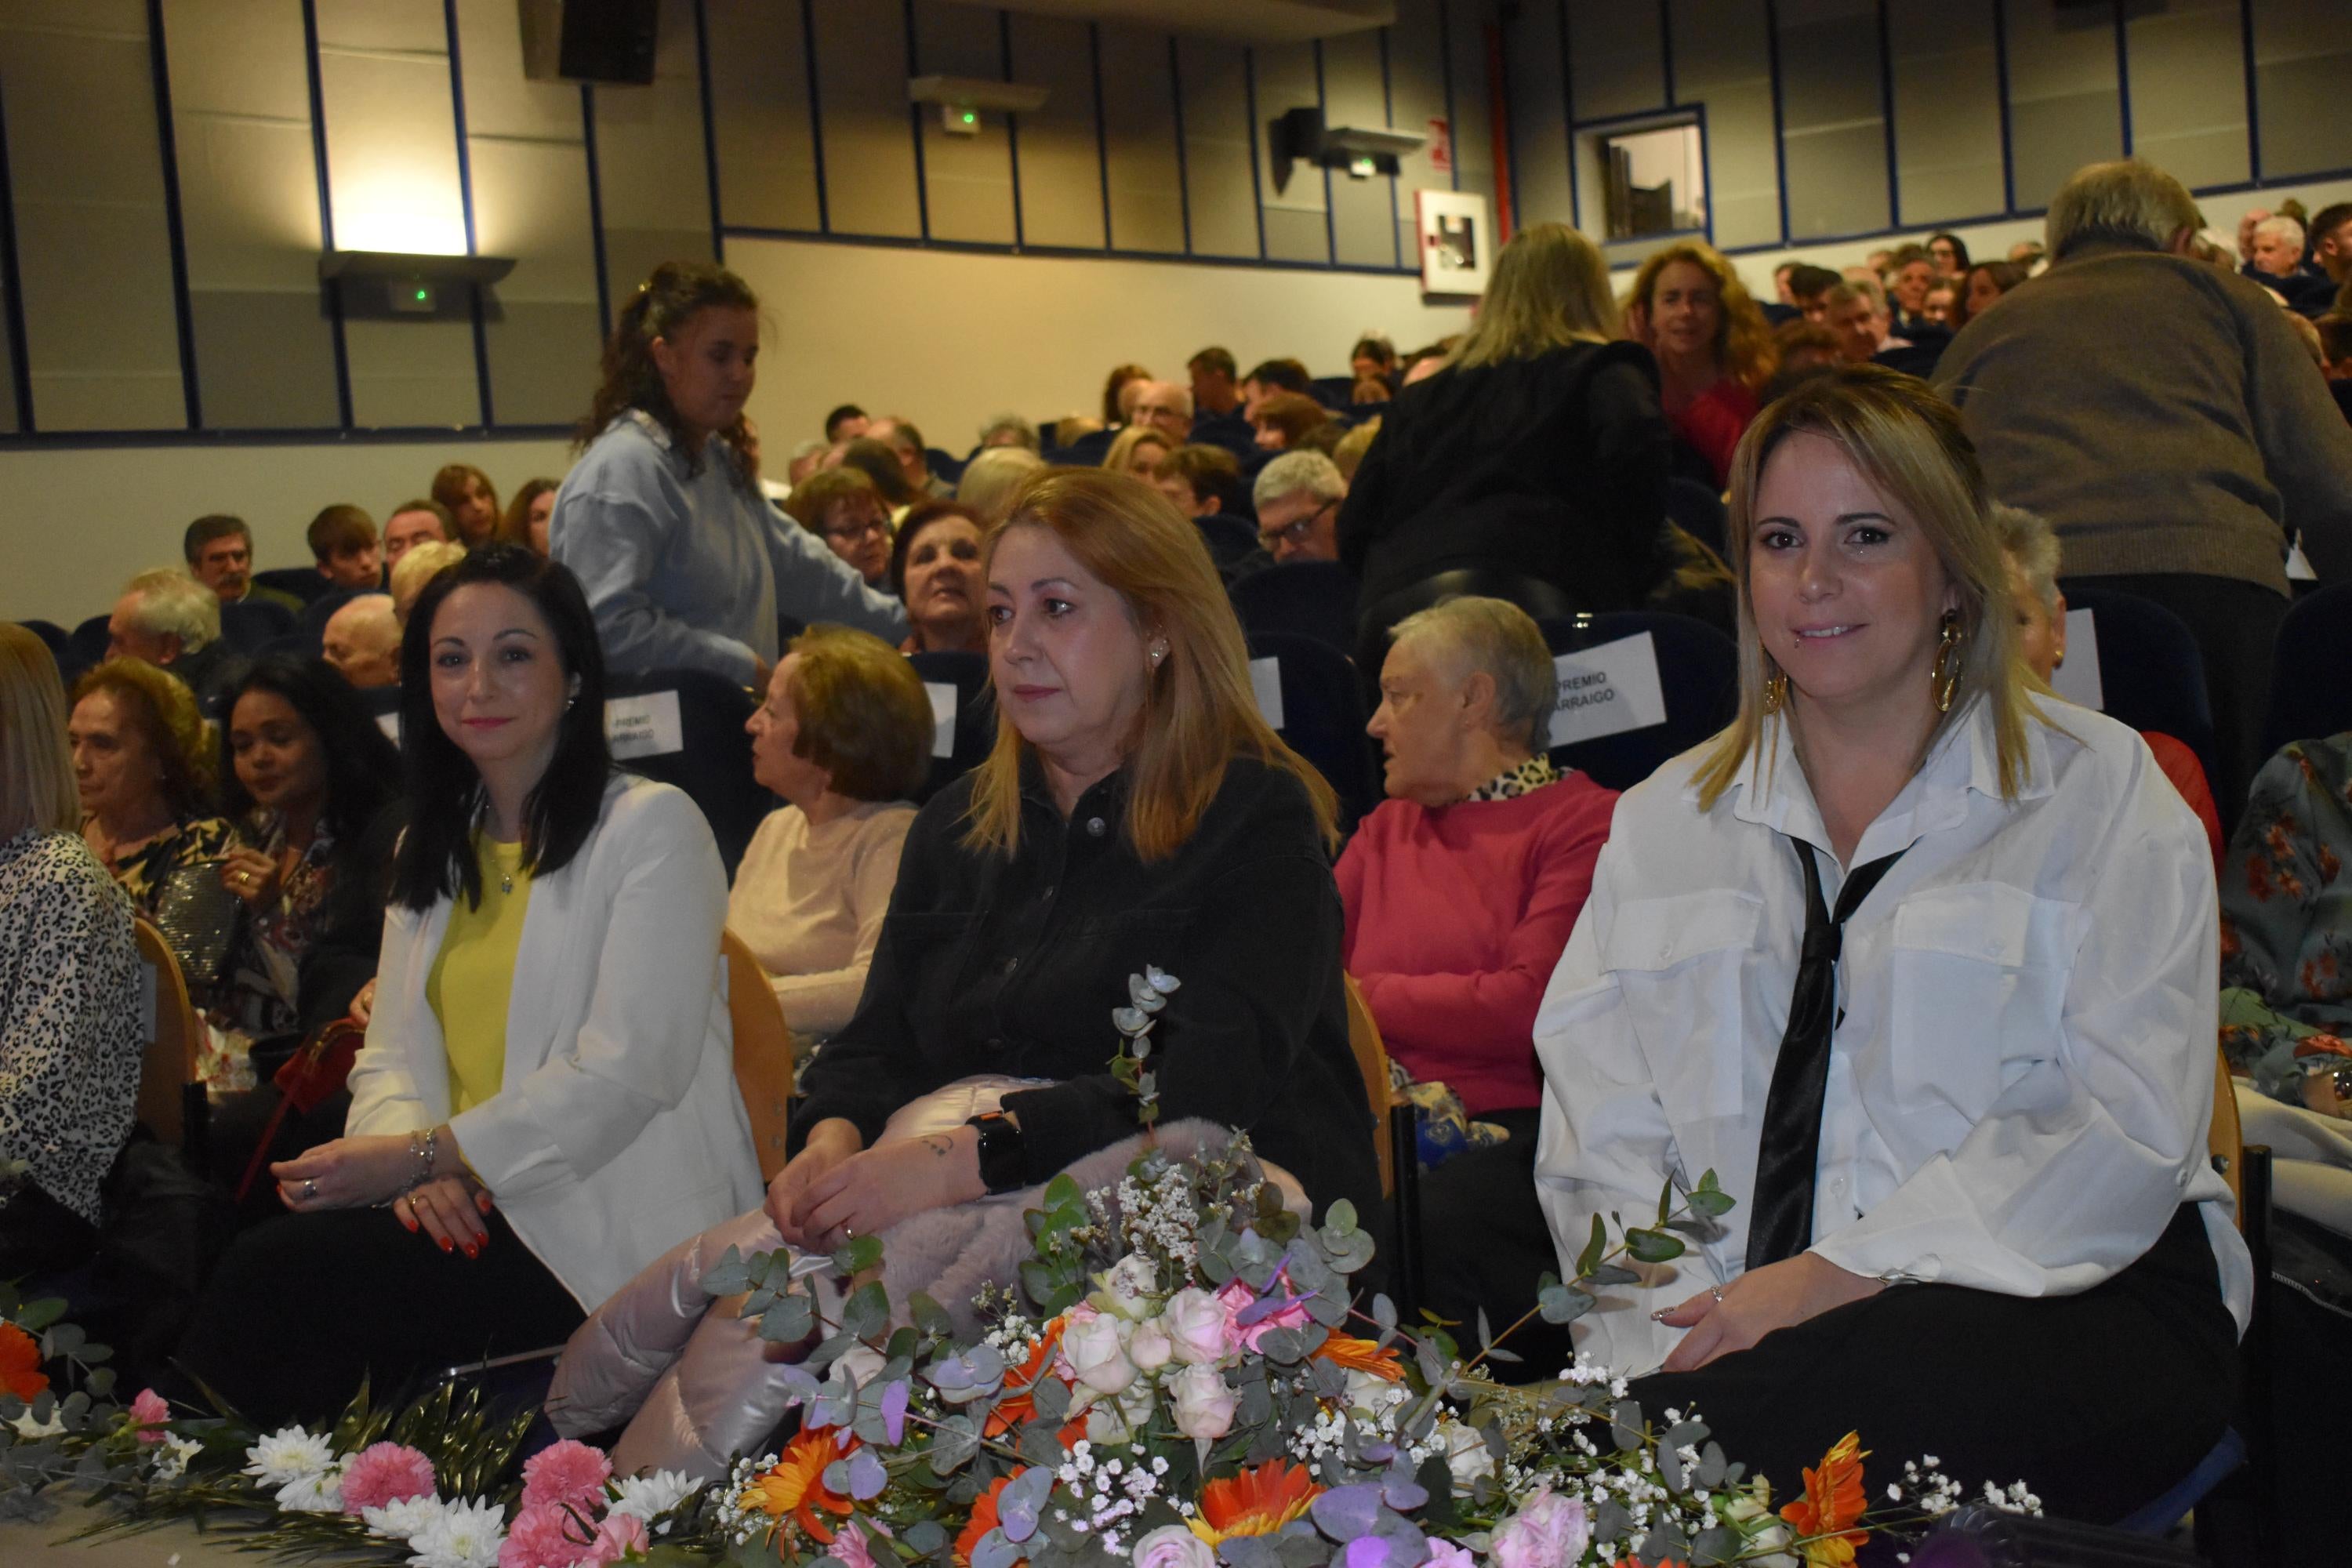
{"left": 1339, "top": 222, "right": 1672, "bottom": 655}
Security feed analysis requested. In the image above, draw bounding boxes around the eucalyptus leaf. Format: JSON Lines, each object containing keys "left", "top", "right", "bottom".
{"left": 702, "top": 1247, "right": 751, "bottom": 1296}
{"left": 1587, "top": 1264, "right": 1642, "bottom": 1287}
{"left": 1029, "top": 1374, "right": 1071, "bottom": 1421}
{"left": 1624, "top": 1228, "right": 1686, "bottom": 1265}
{"left": 834, "top": 1235, "right": 885, "bottom": 1276}
{"left": 1576, "top": 1214, "right": 1607, "bottom": 1279}
{"left": 1536, "top": 1283, "right": 1595, "bottom": 1324}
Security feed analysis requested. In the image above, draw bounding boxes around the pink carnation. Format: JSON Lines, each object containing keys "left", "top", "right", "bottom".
{"left": 500, "top": 1500, "right": 601, "bottom": 1568}
{"left": 521, "top": 1439, "right": 613, "bottom": 1514}
{"left": 832, "top": 1517, "right": 893, "bottom": 1568}
{"left": 339, "top": 1441, "right": 438, "bottom": 1515}
{"left": 127, "top": 1388, "right": 169, "bottom": 1445}
{"left": 583, "top": 1511, "right": 651, "bottom": 1566}
{"left": 1214, "top": 1272, "right": 1315, "bottom": 1352}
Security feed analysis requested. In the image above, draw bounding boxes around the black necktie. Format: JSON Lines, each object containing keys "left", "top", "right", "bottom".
{"left": 1744, "top": 839, "right": 1907, "bottom": 1271}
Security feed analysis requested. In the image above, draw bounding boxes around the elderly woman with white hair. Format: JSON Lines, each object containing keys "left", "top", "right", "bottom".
{"left": 1338, "top": 595, "right": 1617, "bottom": 1374}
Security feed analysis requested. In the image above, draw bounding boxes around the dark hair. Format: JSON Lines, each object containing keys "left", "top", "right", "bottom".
{"left": 1786, "top": 264, "right": 1842, "bottom": 301}
{"left": 783, "top": 467, "right": 882, "bottom": 535}
{"left": 1349, "top": 336, "right": 1396, "bottom": 371}
{"left": 1952, "top": 260, "right": 2030, "bottom": 328}
{"left": 307, "top": 503, "right": 377, "bottom": 561}
{"left": 1155, "top": 444, "right": 1244, "bottom": 513}
{"left": 578, "top": 260, "right": 762, "bottom": 488}
{"left": 183, "top": 514, "right": 251, "bottom": 565}
{"left": 1187, "top": 346, "right": 1236, "bottom": 379}
{"left": 837, "top": 437, "right": 916, "bottom": 504}
{"left": 890, "top": 498, "right": 984, "bottom": 597}
{"left": 1251, "top": 392, "right": 1330, "bottom": 448}
{"left": 824, "top": 403, "right": 867, "bottom": 440}
{"left": 1927, "top": 231, "right": 1973, "bottom": 270}
{"left": 499, "top": 477, "right": 560, "bottom": 551}
{"left": 431, "top": 465, "right": 499, "bottom": 541}
{"left": 2313, "top": 203, "right": 2352, "bottom": 249}
{"left": 217, "top": 655, "right": 400, "bottom": 847}
{"left": 1243, "top": 358, "right": 1312, "bottom": 394}
{"left": 2314, "top": 312, "right": 2352, "bottom": 365}
{"left": 389, "top": 497, "right": 456, "bottom": 535}
{"left": 390, "top": 544, "right": 612, "bottom": 913}
{"left": 784, "top": 625, "right": 935, "bottom": 802}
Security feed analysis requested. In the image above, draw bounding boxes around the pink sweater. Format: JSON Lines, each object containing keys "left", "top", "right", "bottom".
{"left": 1335, "top": 775, "right": 1617, "bottom": 1115}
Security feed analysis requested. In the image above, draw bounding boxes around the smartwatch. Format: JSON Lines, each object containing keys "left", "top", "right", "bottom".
{"left": 967, "top": 1112, "right": 1025, "bottom": 1195}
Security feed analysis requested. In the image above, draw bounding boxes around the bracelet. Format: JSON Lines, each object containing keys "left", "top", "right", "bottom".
{"left": 408, "top": 1126, "right": 438, "bottom": 1190}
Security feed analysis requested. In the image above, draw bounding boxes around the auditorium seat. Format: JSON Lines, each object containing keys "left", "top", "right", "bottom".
{"left": 67, "top": 613, "right": 111, "bottom": 672}
{"left": 907, "top": 649, "right": 995, "bottom": 804}
{"left": 252, "top": 567, "right": 329, "bottom": 606}
{"left": 219, "top": 596, "right": 296, "bottom": 654}
{"left": 1356, "top": 568, "right": 1584, "bottom": 677}
{"left": 2057, "top": 584, "right": 2220, "bottom": 788}
{"left": 16, "top": 619, "right": 67, "bottom": 658}
{"left": 1244, "top": 631, "right": 1379, "bottom": 827}
{"left": 292, "top": 586, "right": 366, "bottom": 660}
{"left": 925, "top": 447, "right": 967, "bottom": 485}
{"left": 1229, "top": 560, "right": 1358, "bottom": 656}
{"left": 604, "top": 668, "right": 773, "bottom": 878}
{"left": 1195, "top": 514, "right": 1260, "bottom": 575}
{"left": 2261, "top": 581, "right": 2352, "bottom": 755}
{"left": 1664, "top": 476, "right": 1729, "bottom": 559}
{"left": 1536, "top": 611, "right": 1740, "bottom": 791}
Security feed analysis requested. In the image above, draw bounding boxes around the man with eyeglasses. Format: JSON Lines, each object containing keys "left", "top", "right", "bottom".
{"left": 1252, "top": 450, "right": 1348, "bottom": 565}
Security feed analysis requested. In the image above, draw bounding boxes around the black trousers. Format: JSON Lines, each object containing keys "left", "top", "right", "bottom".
{"left": 1631, "top": 1205, "right": 2239, "bottom": 1526}
{"left": 1417, "top": 1108, "right": 1577, "bottom": 1381}
{"left": 170, "top": 1207, "right": 583, "bottom": 1429}
{"left": 2065, "top": 571, "right": 2288, "bottom": 828}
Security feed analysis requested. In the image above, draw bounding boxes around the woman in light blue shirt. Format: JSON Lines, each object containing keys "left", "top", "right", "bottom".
{"left": 550, "top": 262, "right": 904, "bottom": 685}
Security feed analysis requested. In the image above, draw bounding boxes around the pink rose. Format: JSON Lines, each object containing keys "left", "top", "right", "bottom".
{"left": 1160, "top": 1288, "right": 1237, "bottom": 1367}
{"left": 339, "top": 1441, "right": 438, "bottom": 1515}
{"left": 1214, "top": 1274, "right": 1313, "bottom": 1352}
{"left": 521, "top": 1439, "right": 613, "bottom": 1515}
{"left": 1421, "top": 1544, "right": 1477, "bottom": 1568}
{"left": 1132, "top": 1523, "right": 1217, "bottom": 1568}
{"left": 500, "top": 1501, "right": 599, "bottom": 1568}
{"left": 1056, "top": 1305, "right": 1138, "bottom": 1395}
{"left": 583, "top": 1510, "right": 651, "bottom": 1566}
{"left": 127, "top": 1388, "right": 169, "bottom": 1445}
{"left": 832, "top": 1519, "right": 894, "bottom": 1568}
{"left": 1169, "top": 1363, "right": 1240, "bottom": 1441}
{"left": 1490, "top": 1489, "right": 1590, "bottom": 1568}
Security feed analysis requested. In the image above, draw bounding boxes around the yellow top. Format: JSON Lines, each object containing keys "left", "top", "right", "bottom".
{"left": 427, "top": 835, "right": 531, "bottom": 1116}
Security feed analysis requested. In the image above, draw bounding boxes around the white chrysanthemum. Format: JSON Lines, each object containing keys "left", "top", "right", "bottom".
{"left": 363, "top": 1494, "right": 448, "bottom": 1541}
{"left": 276, "top": 1467, "right": 346, "bottom": 1514}
{"left": 9, "top": 1406, "right": 64, "bottom": 1440}
{"left": 243, "top": 1425, "right": 334, "bottom": 1486}
{"left": 405, "top": 1495, "right": 506, "bottom": 1568}
{"left": 609, "top": 1468, "right": 701, "bottom": 1523}
{"left": 151, "top": 1434, "right": 202, "bottom": 1483}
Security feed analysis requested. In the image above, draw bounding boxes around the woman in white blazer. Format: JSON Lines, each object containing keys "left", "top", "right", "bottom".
{"left": 173, "top": 546, "right": 761, "bottom": 1426}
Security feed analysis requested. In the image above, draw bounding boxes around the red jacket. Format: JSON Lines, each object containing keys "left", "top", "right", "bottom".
{"left": 1336, "top": 774, "right": 1617, "bottom": 1115}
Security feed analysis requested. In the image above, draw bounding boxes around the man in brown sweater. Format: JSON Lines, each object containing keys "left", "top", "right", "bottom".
{"left": 1934, "top": 158, "right": 2352, "bottom": 818}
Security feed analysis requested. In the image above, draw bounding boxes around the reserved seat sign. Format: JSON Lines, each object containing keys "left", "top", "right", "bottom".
{"left": 1548, "top": 631, "right": 1668, "bottom": 747}
{"left": 605, "top": 689, "right": 686, "bottom": 760}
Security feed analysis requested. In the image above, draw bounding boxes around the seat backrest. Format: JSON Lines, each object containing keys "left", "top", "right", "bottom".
{"left": 131, "top": 918, "right": 201, "bottom": 1147}
{"left": 1229, "top": 560, "right": 1359, "bottom": 656}
{"left": 1536, "top": 611, "right": 1740, "bottom": 791}
{"left": 907, "top": 650, "right": 996, "bottom": 804}
{"left": 1664, "top": 477, "right": 1729, "bottom": 558}
{"left": 606, "top": 668, "right": 773, "bottom": 877}
{"left": 16, "top": 619, "right": 68, "bottom": 657}
{"left": 1244, "top": 631, "right": 1380, "bottom": 828}
{"left": 68, "top": 613, "right": 112, "bottom": 669}
{"left": 219, "top": 596, "right": 296, "bottom": 652}
{"left": 252, "top": 566, "right": 330, "bottom": 606}
{"left": 2210, "top": 1049, "right": 2245, "bottom": 1225}
{"left": 2058, "top": 585, "right": 2220, "bottom": 786}
{"left": 721, "top": 929, "right": 797, "bottom": 1183}
{"left": 2263, "top": 582, "right": 2352, "bottom": 757}
{"left": 1196, "top": 514, "right": 1261, "bottom": 575}
{"left": 1342, "top": 975, "right": 1393, "bottom": 1199}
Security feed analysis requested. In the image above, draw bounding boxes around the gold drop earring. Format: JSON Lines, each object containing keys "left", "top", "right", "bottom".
{"left": 1931, "top": 611, "right": 1962, "bottom": 714}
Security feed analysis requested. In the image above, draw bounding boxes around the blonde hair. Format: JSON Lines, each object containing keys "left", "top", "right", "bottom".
{"left": 962, "top": 469, "right": 1339, "bottom": 861}
{"left": 71, "top": 659, "right": 218, "bottom": 817}
{"left": 0, "top": 624, "right": 78, "bottom": 838}
{"left": 785, "top": 624, "right": 935, "bottom": 802}
{"left": 1626, "top": 241, "right": 1778, "bottom": 390}
{"left": 1102, "top": 424, "right": 1174, "bottom": 476}
{"left": 1690, "top": 366, "right": 2034, "bottom": 809}
{"left": 1450, "top": 223, "right": 1619, "bottom": 371}
{"left": 956, "top": 445, "right": 1047, "bottom": 523}
{"left": 1991, "top": 504, "right": 2063, "bottom": 614}
{"left": 1332, "top": 416, "right": 1381, "bottom": 481}
{"left": 2045, "top": 158, "right": 2201, "bottom": 259}
{"left": 390, "top": 539, "right": 467, "bottom": 625}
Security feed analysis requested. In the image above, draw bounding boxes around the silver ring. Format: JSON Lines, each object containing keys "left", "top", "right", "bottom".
{"left": 303, "top": 1179, "right": 318, "bottom": 1200}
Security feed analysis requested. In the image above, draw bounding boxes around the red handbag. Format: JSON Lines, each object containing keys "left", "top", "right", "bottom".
{"left": 234, "top": 1018, "right": 366, "bottom": 1203}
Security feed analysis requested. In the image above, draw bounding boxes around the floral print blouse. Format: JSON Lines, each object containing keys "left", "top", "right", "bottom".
{"left": 2219, "top": 734, "right": 2352, "bottom": 1103}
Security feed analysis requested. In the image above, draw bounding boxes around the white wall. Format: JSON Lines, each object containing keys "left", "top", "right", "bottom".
{"left": 0, "top": 438, "right": 575, "bottom": 628}
{"left": 728, "top": 236, "right": 1479, "bottom": 456}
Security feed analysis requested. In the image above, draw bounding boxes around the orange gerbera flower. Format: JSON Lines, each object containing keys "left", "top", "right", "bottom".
{"left": 736, "top": 1428, "right": 856, "bottom": 1544}
{"left": 956, "top": 1473, "right": 1028, "bottom": 1568}
{"left": 1312, "top": 1334, "right": 1403, "bottom": 1382}
{"left": 1188, "top": 1460, "right": 1324, "bottom": 1546}
{"left": 1778, "top": 1432, "right": 1871, "bottom": 1567}
{"left": 985, "top": 1321, "right": 1069, "bottom": 1439}
{"left": 0, "top": 1323, "right": 45, "bottom": 1402}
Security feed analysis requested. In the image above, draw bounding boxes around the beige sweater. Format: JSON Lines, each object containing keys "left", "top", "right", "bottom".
{"left": 724, "top": 800, "right": 915, "bottom": 1040}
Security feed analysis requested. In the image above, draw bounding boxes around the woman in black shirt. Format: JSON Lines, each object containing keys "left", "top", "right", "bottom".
{"left": 768, "top": 468, "right": 1380, "bottom": 1243}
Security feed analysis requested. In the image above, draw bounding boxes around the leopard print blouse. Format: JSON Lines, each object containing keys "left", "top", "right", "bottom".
{"left": 0, "top": 829, "right": 143, "bottom": 1227}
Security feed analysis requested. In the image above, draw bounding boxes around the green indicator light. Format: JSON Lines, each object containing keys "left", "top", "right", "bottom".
{"left": 415, "top": 289, "right": 429, "bottom": 301}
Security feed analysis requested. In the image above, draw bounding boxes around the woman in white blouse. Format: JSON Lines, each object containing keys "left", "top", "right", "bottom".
{"left": 1534, "top": 368, "right": 2249, "bottom": 1523}
{"left": 173, "top": 547, "right": 761, "bottom": 1425}
{"left": 729, "top": 625, "right": 931, "bottom": 1040}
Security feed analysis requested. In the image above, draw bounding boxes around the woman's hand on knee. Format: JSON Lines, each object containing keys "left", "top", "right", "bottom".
{"left": 396, "top": 1175, "right": 492, "bottom": 1258}
{"left": 270, "top": 1134, "right": 417, "bottom": 1212}
{"left": 767, "top": 1120, "right": 863, "bottom": 1245}
{"left": 1655, "top": 1253, "right": 1882, "bottom": 1374}
{"left": 796, "top": 1131, "right": 984, "bottom": 1253}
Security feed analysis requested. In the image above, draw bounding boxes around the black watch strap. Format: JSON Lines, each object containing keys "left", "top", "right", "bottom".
{"left": 967, "top": 1112, "right": 1025, "bottom": 1194}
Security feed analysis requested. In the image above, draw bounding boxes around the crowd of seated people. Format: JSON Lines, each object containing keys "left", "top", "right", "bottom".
{"left": 9, "top": 144, "right": 2352, "bottom": 1534}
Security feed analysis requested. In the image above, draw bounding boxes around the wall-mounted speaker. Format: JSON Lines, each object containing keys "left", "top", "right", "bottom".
{"left": 518, "top": 0, "right": 659, "bottom": 87}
